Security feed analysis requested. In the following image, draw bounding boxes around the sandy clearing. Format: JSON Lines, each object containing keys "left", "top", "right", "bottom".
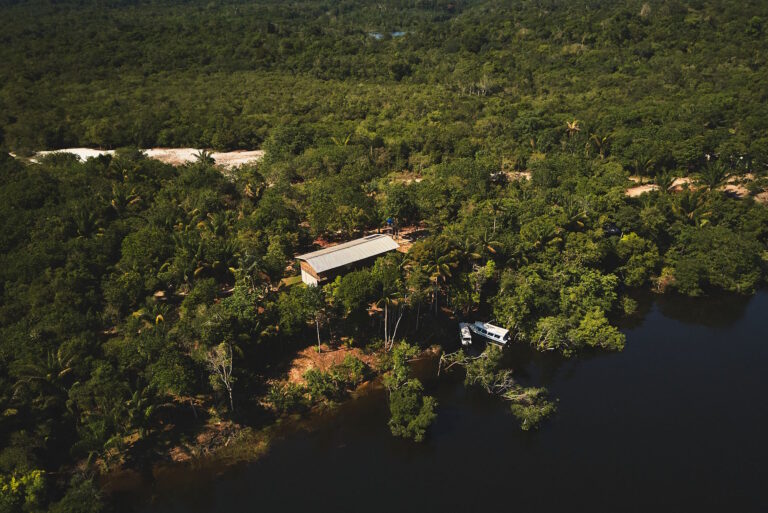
{"left": 625, "top": 184, "right": 659, "bottom": 197}
{"left": 671, "top": 177, "right": 693, "bottom": 188}
{"left": 625, "top": 174, "right": 768, "bottom": 201}
{"left": 210, "top": 150, "right": 265, "bottom": 168}
{"left": 35, "top": 147, "right": 114, "bottom": 161}
{"left": 31, "top": 147, "right": 264, "bottom": 168}
{"left": 727, "top": 173, "right": 756, "bottom": 183}
{"left": 625, "top": 177, "right": 695, "bottom": 197}
{"left": 505, "top": 170, "right": 532, "bottom": 181}
{"left": 722, "top": 183, "right": 750, "bottom": 197}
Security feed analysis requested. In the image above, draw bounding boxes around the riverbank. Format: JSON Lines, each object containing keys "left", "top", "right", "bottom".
{"left": 127, "top": 291, "right": 768, "bottom": 513}
{"left": 101, "top": 344, "right": 442, "bottom": 506}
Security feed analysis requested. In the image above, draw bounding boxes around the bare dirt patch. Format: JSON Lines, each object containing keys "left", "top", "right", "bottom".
{"left": 670, "top": 177, "right": 694, "bottom": 191}
{"left": 31, "top": 148, "right": 264, "bottom": 168}
{"left": 625, "top": 184, "right": 659, "bottom": 197}
{"left": 286, "top": 344, "right": 380, "bottom": 385}
{"left": 505, "top": 170, "right": 532, "bottom": 181}
{"left": 210, "top": 150, "right": 265, "bottom": 167}
{"left": 387, "top": 170, "right": 423, "bottom": 185}
{"left": 35, "top": 147, "right": 114, "bottom": 161}
{"left": 723, "top": 183, "right": 750, "bottom": 197}
{"left": 624, "top": 175, "right": 765, "bottom": 199}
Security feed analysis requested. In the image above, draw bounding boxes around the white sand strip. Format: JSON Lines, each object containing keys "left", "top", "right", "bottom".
{"left": 31, "top": 148, "right": 264, "bottom": 168}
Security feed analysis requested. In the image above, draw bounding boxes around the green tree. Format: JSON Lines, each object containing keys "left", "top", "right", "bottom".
{"left": 616, "top": 232, "right": 660, "bottom": 287}
{"left": 696, "top": 160, "right": 730, "bottom": 191}
{"left": 569, "top": 309, "right": 625, "bottom": 351}
{"left": 383, "top": 342, "right": 436, "bottom": 442}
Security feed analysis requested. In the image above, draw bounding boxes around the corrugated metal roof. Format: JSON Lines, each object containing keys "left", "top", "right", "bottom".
{"left": 296, "top": 234, "right": 400, "bottom": 274}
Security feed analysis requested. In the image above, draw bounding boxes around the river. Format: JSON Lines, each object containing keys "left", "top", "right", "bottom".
{"left": 128, "top": 291, "right": 768, "bottom": 513}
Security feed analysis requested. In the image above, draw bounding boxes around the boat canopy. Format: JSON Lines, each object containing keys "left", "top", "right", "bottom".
{"left": 470, "top": 321, "right": 510, "bottom": 345}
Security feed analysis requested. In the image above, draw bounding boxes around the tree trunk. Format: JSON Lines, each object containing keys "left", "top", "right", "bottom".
{"left": 391, "top": 305, "right": 404, "bottom": 346}
{"left": 315, "top": 314, "right": 321, "bottom": 353}
{"left": 384, "top": 301, "right": 388, "bottom": 348}
{"left": 226, "top": 342, "right": 234, "bottom": 412}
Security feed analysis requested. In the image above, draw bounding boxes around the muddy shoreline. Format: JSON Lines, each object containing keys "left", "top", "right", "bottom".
{"left": 101, "top": 347, "right": 442, "bottom": 508}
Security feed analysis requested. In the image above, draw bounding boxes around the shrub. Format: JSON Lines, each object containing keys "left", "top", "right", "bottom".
{"left": 303, "top": 368, "right": 345, "bottom": 403}
{"left": 266, "top": 383, "right": 308, "bottom": 414}
{"left": 331, "top": 355, "right": 368, "bottom": 387}
{"left": 508, "top": 388, "right": 557, "bottom": 431}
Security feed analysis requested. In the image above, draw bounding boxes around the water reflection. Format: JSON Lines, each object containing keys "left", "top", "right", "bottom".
{"left": 653, "top": 291, "right": 754, "bottom": 327}
{"left": 126, "top": 291, "right": 768, "bottom": 513}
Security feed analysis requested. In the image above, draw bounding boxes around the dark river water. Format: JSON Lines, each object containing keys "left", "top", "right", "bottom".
{"left": 133, "top": 291, "right": 768, "bottom": 513}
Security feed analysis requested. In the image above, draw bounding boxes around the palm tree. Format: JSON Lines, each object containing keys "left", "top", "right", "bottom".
{"left": 125, "top": 387, "right": 155, "bottom": 439}
{"left": 427, "top": 255, "right": 455, "bottom": 314}
{"left": 110, "top": 183, "right": 141, "bottom": 214}
{"left": 696, "top": 160, "right": 730, "bottom": 191}
{"left": 524, "top": 221, "right": 562, "bottom": 249}
{"left": 629, "top": 156, "right": 655, "bottom": 184}
{"left": 194, "top": 149, "right": 215, "bottom": 166}
{"left": 243, "top": 179, "right": 265, "bottom": 202}
{"left": 12, "top": 347, "right": 76, "bottom": 413}
{"left": 199, "top": 211, "right": 232, "bottom": 238}
{"left": 331, "top": 133, "right": 352, "bottom": 146}
{"left": 72, "top": 206, "right": 102, "bottom": 238}
{"left": 585, "top": 133, "right": 611, "bottom": 159}
{"left": 672, "top": 189, "right": 711, "bottom": 226}
{"left": 377, "top": 289, "right": 404, "bottom": 351}
{"left": 475, "top": 230, "right": 501, "bottom": 259}
{"left": 131, "top": 300, "right": 171, "bottom": 332}
{"left": 193, "top": 240, "right": 238, "bottom": 280}
{"left": 482, "top": 199, "right": 506, "bottom": 236}
{"left": 404, "top": 262, "right": 430, "bottom": 332}
{"left": 182, "top": 207, "right": 205, "bottom": 227}
{"left": 566, "top": 119, "right": 581, "bottom": 138}
{"left": 561, "top": 198, "right": 588, "bottom": 231}
{"left": 455, "top": 237, "right": 482, "bottom": 267}
{"left": 234, "top": 250, "right": 269, "bottom": 291}
{"left": 654, "top": 171, "right": 675, "bottom": 194}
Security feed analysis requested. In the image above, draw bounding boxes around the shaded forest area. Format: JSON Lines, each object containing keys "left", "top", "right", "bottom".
{"left": 1, "top": 1, "right": 768, "bottom": 511}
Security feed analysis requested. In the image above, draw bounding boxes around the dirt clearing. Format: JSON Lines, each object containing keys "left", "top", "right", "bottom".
{"left": 31, "top": 148, "right": 264, "bottom": 168}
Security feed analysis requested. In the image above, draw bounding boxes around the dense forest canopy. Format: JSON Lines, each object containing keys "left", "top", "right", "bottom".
{"left": 2, "top": 0, "right": 768, "bottom": 170}
{"left": 1, "top": 1, "right": 768, "bottom": 512}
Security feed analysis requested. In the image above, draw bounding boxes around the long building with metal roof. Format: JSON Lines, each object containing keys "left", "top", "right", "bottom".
{"left": 296, "top": 234, "right": 400, "bottom": 286}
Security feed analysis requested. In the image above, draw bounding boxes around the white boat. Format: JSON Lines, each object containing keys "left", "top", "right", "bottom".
{"left": 459, "top": 322, "right": 473, "bottom": 346}
{"left": 468, "top": 321, "right": 510, "bottom": 346}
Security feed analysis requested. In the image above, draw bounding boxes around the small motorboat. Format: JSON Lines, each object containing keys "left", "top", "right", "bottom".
{"left": 468, "top": 321, "right": 510, "bottom": 346}
{"left": 459, "top": 322, "right": 473, "bottom": 346}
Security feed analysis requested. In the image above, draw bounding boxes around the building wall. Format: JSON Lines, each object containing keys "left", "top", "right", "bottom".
{"left": 298, "top": 251, "right": 395, "bottom": 287}
{"left": 301, "top": 269, "right": 319, "bottom": 287}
